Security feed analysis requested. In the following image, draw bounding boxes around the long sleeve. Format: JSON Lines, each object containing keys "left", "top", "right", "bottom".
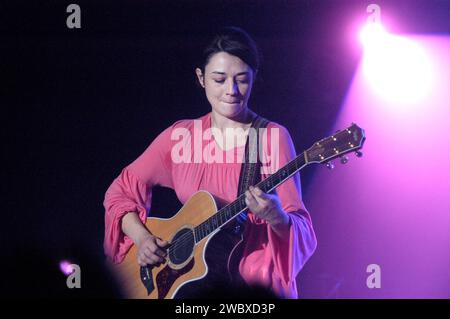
{"left": 103, "top": 126, "right": 174, "bottom": 264}
{"left": 239, "top": 123, "right": 317, "bottom": 298}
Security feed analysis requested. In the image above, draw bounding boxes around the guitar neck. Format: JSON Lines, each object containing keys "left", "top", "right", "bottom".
{"left": 194, "top": 152, "right": 308, "bottom": 242}
{"left": 193, "top": 122, "right": 366, "bottom": 242}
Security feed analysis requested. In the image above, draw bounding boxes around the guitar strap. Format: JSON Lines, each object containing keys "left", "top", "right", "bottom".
{"left": 234, "top": 114, "right": 270, "bottom": 228}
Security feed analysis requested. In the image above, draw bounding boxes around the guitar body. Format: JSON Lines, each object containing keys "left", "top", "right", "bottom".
{"left": 107, "top": 191, "right": 244, "bottom": 299}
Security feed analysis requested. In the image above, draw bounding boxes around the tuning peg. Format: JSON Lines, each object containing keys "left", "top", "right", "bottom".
{"left": 326, "top": 162, "right": 334, "bottom": 170}
{"left": 340, "top": 156, "right": 349, "bottom": 164}
{"left": 355, "top": 151, "right": 363, "bottom": 158}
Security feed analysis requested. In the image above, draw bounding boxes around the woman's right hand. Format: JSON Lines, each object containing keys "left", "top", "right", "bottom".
{"left": 136, "top": 233, "right": 169, "bottom": 267}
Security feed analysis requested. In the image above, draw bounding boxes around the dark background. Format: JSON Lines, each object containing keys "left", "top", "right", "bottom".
{"left": 2, "top": 0, "right": 450, "bottom": 297}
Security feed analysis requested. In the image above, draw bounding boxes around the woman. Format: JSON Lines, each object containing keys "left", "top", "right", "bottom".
{"left": 104, "top": 26, "right": 317, "bottom": 298}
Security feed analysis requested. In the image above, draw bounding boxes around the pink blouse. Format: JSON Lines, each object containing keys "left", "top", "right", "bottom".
{"left": 103, "top": 112, "right": 317, "bottom": 298}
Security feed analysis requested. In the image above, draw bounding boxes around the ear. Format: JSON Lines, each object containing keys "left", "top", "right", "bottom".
{"left": 195, "top": 68, "right": 205, "bottom": 88}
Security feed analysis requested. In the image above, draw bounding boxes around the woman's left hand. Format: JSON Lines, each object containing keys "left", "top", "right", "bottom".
{"left": 245, "top": 186, "right": 290, "bottom": 230}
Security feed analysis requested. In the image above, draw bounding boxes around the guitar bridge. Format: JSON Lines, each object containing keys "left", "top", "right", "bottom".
{"left": 140, "top": 266, "right": 155, "bottom": 296}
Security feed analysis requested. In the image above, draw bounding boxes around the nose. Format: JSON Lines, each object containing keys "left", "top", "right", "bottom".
{"left": 226, "top": 79, "right": 239, "bottom": 96}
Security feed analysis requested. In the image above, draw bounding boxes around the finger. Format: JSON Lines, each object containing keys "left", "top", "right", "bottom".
{"left": 250, "top": 186, "right": 269, "bottom": 201}
{"left": 150, "top": 254, "right": 164, "bottom": 264}
{"left": 245, "top": 189, "right": 257, "bottom": 202}
{"left": 156, "top": 238, "right": 170, "bottom": 248}
{"left": 245, "top": 195, "right": 260, "bottom": 214}
{"left": 142, "top": 247, "right": 155, "bottom": 259}
{"left": 154, "top": 248, "right": 167, "bottom": 258}
{"left": 250, "top": 189, "right": 270, "bottom": 207}
{"left": 142, "top": 238, "right": 159, "bottom": 252}
{"left": 245, "top": 190, "right": 258, "bottom": 208}
{"left": 244, "top": 196, "right": 252, "bottom": 210}
{"left": 141, "top": 251, "right": 161, "bottom": 265}
{"left": 252, "top": 187, "right": 270, "bottom": 200}
{"left": 143, "top": 247, "right": 165, "bottom": 261}
{"left": 145, "top": 241, "right": 163, "bottom": 253}
{"left": 139, "top": 254, "right": 153, "bottom": 266}
{"left": 145, "top": 239, "right": 167, "bottom": 257}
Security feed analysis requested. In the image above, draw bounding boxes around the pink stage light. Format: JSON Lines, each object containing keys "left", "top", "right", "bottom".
{"left": 360, "top": 23, "right": 434, "bottom": 106}
{"left": 59, "top": 260, "right": 74, "bottom": 276}
{"left": 306, "top": 36, "right": 450, "bottom": 298}
{"left": 359, "top": 22, "right": 388, "bottom": 50}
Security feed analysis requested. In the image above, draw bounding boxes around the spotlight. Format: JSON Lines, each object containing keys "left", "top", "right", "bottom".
{"left": 59, "top": 260, "right": 75, "bottom": 276}
{"left": 360, "top": 23, "right": 434, "bottom": 105}
{"left": 360, "top": 22, "right": 388, "bottom": 50}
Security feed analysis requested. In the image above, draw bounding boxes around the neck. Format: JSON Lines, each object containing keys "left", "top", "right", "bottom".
{"left": 211, "top": 109, "right": 255, "bottom": 132}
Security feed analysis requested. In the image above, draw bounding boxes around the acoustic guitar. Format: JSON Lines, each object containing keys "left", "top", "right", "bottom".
{"left": 107, "top": 123, "right": 366, "bottom": 298}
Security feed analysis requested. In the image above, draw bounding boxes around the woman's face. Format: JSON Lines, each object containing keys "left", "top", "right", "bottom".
{"left": 196, "top": 52, "right": 255, "bottom": 120}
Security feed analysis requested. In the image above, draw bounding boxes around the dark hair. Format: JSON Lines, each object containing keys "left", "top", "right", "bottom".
{"left": 200, "top": 26, "right": 261, "bottom": 75}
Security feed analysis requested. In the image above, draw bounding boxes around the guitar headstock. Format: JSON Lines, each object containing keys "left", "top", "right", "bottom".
{"left": 306, "top": 123, "right": 366, "bottom": 165}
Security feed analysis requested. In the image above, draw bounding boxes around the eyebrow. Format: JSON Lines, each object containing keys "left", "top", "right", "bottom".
{"left": 211, "top": 71, "right": 250, "bottom": 76}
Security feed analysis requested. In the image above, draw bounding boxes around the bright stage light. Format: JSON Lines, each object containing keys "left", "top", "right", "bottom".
{"left": 360, "top": 24, "right": 434, "bottom": 106}
{"left": 360, "top": 23, "right": 389, "bottom": 50}
{"left": 59, "top": 260, "right": 74, "bottom": 276}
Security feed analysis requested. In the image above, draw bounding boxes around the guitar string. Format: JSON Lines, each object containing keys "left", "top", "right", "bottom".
{"left": 164, "top": 165, "right": 286, "bottom": 254}
{"left": 164, "top": 132, "right": 360, "bottom": 253}
{"left": 164, "top": 159, "right": 302, "bottom": 255}
{"left": 165, "top": 157, "right": 305, "bottom": 254}
{"left": 146, "top": 135, "right": 360, "bottom": 261}
{"left": 164, "top": 185, "right": 255, "bottom": 254}
{"left": 165, "top": 141, "right": 360, "bottom": 255}
{"left": 165, "top": 196, "right": 246, "bottom": 254}
{"left": 165, "top": 157, "right": 306, "bottom": 255}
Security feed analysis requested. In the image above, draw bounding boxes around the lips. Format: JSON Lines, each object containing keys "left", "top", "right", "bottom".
{"left": 222, "top": 100, "right": 241, "bottom": 104}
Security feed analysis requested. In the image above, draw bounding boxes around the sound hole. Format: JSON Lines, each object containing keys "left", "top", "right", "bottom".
{"left": 169, "top": 228, "right": 195, "bottom": 265}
